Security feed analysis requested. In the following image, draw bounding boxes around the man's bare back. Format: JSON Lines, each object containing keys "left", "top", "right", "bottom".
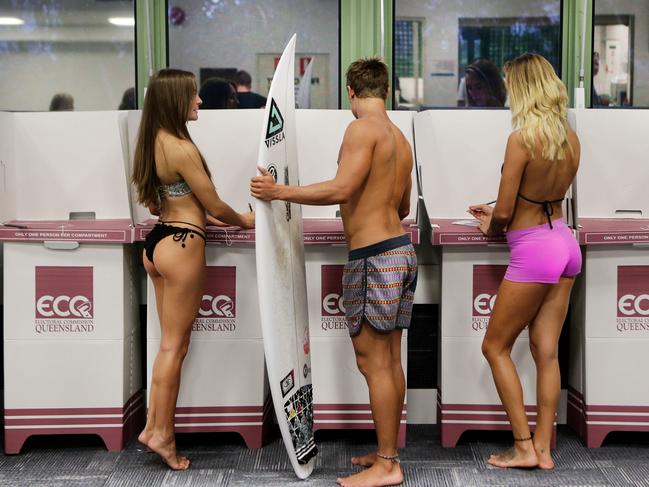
{"left": 339, "top": 115, "right": 413, "bottom": 250}
{"left": 250, "top": 111, "right": 413, "bottom": 252}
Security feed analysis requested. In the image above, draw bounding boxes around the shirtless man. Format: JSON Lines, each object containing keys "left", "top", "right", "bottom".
{"left": 250, "top": 58, "right": 416, "bottom": 487}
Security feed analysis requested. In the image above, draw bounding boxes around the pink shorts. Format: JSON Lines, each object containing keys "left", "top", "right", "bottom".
{"left": 505, "top": 219, "right": 582, "bottom": 284}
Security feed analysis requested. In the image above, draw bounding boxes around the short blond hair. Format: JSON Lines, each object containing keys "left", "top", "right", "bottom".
{"left": 346, "top": 58, "right": 389, "bottom": 99}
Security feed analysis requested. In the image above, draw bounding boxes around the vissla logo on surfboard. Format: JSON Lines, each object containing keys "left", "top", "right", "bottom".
{"left": 267, "top": 164, "right": 278, "bottom": 182}
{"left": 265, "top": 98, "right": 285, "bottom": 148}
{"left": 34, "top": 266, "right": 94, "bottom": 334}
{"left": 472, "top": 265, "right": 507, "bottom": 332}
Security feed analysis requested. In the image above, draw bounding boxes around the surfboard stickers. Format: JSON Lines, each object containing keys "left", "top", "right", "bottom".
{"left": 255, "top": 34, "right": 318, "bottom": 479}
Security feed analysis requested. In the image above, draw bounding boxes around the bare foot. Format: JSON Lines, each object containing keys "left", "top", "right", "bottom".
{"left": 147, "top": 434, "right": 190, "bottom": 470}
{"left": 337, "top": 459, "right": 404, "bottom": 487}
{"left": 534, "top": 443, "right": 555, "bottom": 470}
{"left": 351, "top": 452, "right": 377, "bottom": 467}
{"left": 138, "top": 429, "right": 152, "bottom": 448}
{"left": 487, "top": 443, "right": 538, "bottom": 469}
{"left": 138, "top": 428, "right": 157, "bottom": 453}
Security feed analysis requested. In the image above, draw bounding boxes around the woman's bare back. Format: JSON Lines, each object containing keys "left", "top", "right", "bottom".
{"left": 508, "top": 129, "right": 580, "bottom": 231}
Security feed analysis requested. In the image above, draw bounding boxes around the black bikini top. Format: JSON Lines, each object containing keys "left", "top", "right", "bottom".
{"left": 517, "top": 194, "right": 563, "bottom": 229}
{"left": 499, "top": 163, "right": 563, "bottom": 229}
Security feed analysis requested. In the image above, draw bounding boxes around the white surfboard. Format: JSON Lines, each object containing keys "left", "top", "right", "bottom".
{"left": 255, "top": 34, "right": 317, "bottom": 479}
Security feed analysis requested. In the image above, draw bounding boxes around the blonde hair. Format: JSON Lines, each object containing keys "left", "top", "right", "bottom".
{"left": 505, "top": 53, "right": 570, "bottom": 161}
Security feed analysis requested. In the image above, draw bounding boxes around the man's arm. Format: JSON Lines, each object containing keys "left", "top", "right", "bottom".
{"left": 251, "top": 121, "right": 375, "bottom": 205}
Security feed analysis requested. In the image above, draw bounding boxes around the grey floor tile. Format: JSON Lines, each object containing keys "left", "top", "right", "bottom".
{"left": 0, "top": 473, "right": 108, "bottom": 487}
{"left": 160, "top": 468, "right": 233, "bottom": 487}
{"left": 608, "top": 462, "right": 649, "bottom": 487}
{"left": 1, "top": 425, "right": 647, "bottom": 486}
{"left": 104, "top": 468, "right": 169, "bottom": 487}
{"left": 402, "top": 466, "right": 458, "bottom": 486}
{"left": 458, "top": 466, "right": 612, "bottom": 487}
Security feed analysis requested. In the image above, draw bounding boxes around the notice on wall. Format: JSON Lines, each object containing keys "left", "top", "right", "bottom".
{"left": 257, "top": 53, "right": 330, "bottom": 109}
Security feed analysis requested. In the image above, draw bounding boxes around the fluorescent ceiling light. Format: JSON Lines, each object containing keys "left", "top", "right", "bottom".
{"left": 0, "top": 17, "right": 25, "bottom": 26}
{"left": 108, "top": 17, "right": 134, "bottom": 27}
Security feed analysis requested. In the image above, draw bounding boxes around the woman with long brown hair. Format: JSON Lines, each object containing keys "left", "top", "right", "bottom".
{"left": 469, "top": 53, "right": 581, "bottom": 469}
{"left": 132, "top": 69, "right": 254, "bottom": 470}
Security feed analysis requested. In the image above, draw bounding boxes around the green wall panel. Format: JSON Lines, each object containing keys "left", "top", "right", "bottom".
{"left": 341, "top": 0, "right": 393, "bottom": 109}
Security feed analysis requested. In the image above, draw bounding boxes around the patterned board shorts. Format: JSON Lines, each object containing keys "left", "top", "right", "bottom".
{"left": 342, "top": 234, "right": 418, "bottom": 337}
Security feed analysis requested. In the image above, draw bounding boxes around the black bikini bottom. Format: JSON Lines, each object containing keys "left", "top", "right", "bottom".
{"left": 144, "top": 221, "right": 206, "bottom": 264}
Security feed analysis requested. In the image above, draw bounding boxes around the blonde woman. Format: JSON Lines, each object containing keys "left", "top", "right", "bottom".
{"left": 131, "top": 69, "right": 254, "bottom": 470}
{"left": 468, "top": 53, "right": 581, "bottom": 469}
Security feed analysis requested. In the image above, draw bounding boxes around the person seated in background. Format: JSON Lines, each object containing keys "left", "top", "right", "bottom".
{"left": 591, "top": 51, "right": 607, "bottom": 107}
{"left": 457, "top": 58, "right": 507, "bottom": 108}
{"left": 235, "top": 70, "right": 267, "bottom": 108}
{"left": 199, "top": 78, "right": 239, "bottom": 109}
{"left": 119, "top": 87, "right": 136, "bottom": 110}
{"left": 49, "top": 93, "right": 74, "bottom": 111}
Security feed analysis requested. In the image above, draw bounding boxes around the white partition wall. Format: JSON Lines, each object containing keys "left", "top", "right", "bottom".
{"left": 0, "top": 111, "right": 141, "bottom": 454}
{"left": 130, "top": 110, "right": 270, "bottom": 448}
{"left": 416, "top": 109, "right": 560, "bottom": 447}
{"left": 299, "top": 110, "right": 420, "bottom": 446}
{"left": 569, "top": 110, "right": 649, "bottom": 447}
{"left": 0, "top": 112, "right": 15, "bottom": 309}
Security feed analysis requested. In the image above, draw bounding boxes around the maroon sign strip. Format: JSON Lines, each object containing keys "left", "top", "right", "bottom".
{"left": 0, "top": 220, "right": 133, "bottom": 243}
{"left": 583, "top": 231, "right": 649, "bottom": 245}
{"left": 136, "top": 223, "right": 420, "bottom": 245}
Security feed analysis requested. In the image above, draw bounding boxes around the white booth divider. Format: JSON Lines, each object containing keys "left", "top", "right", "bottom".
{"left": 298, "top": 110, "right": 421, "bottom": 447}
{"left": 0, "top": 111, "right": 15, "bottom": 312}
{"left": 416, "top": 109, "right": 572, "bottom": 447}
{"left": 0, "top": 111, "right": 141, "bottom": 454}
{"left": 568, "top": 110, "right": 649, "bottom": 448}
{"left": 129, "top": 110, "right": 269, "bottom": 448}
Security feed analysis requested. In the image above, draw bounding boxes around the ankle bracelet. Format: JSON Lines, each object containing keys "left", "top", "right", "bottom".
{"left": 513, "top": 436, "right": 533, "bottom": 442}
{"left": 376, "top": 452, "right": 400, "bottom": 463}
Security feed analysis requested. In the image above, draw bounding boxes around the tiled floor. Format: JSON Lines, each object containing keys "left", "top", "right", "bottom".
{"left": 0, "top": 426, "right": 647, "bottom": 486}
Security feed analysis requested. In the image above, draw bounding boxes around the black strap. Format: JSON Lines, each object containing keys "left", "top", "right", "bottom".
{"left": 159, "top": 221, "right": 206, "bottom": 241}
{"left": 517, "top": 194, "right": 563, "bottom": 229}
{"left": 161, "top": 220, "right": 205, "bottom": 234}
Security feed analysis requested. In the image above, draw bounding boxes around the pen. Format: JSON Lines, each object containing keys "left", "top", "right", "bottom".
{"left": 2, "top": 223, "right": 28, "bottom": 229}
{"left": 485, "top": 200, "right": 496, "bottom": 205}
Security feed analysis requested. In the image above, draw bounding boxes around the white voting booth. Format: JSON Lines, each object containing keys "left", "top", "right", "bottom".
{"left": 416, "top": 110, "right": 571, "bottom": 447}
{"left": 568, "top": 110, "right": 649, "bottom": 448}
{"left": 0, "top": 111, "right": 142, "bottom": 454}
{"left": 299, "top": 110, "right": 420, "bottom": 447}
{"left": 129, "top": 110, "right": 269, "bottom": 448}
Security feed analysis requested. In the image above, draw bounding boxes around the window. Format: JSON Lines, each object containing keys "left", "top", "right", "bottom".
{"left": 0, "top": 1, "right": 135, "bottom": 111}
{"left": 592, "top": 0, "right": 649, "bottom": 108}
{"left": 394, "top": 0, "right": 562, "bottom": 109}
{"left": 167, "top": 0, "right": 339, "bottom": 109}
{"left": 394, "top": 19, "right": 424, "bottom": 108}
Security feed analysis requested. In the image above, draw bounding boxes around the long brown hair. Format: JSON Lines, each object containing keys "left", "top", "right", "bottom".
{"left": 131, "top": 69, "right": 211, "bottom": 208}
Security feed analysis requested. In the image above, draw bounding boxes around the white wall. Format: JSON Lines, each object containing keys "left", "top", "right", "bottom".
{"left": 596, "top": 0, "right": 649, "bottom": 106}
{"left": 168, "top": 0, "right": 339, "bottom": 109}
{"left": 395, "top": 0, "right": 561, "bottom": 106}
{"left": 0, "top": 4, "right": 135, "bottom": 111}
